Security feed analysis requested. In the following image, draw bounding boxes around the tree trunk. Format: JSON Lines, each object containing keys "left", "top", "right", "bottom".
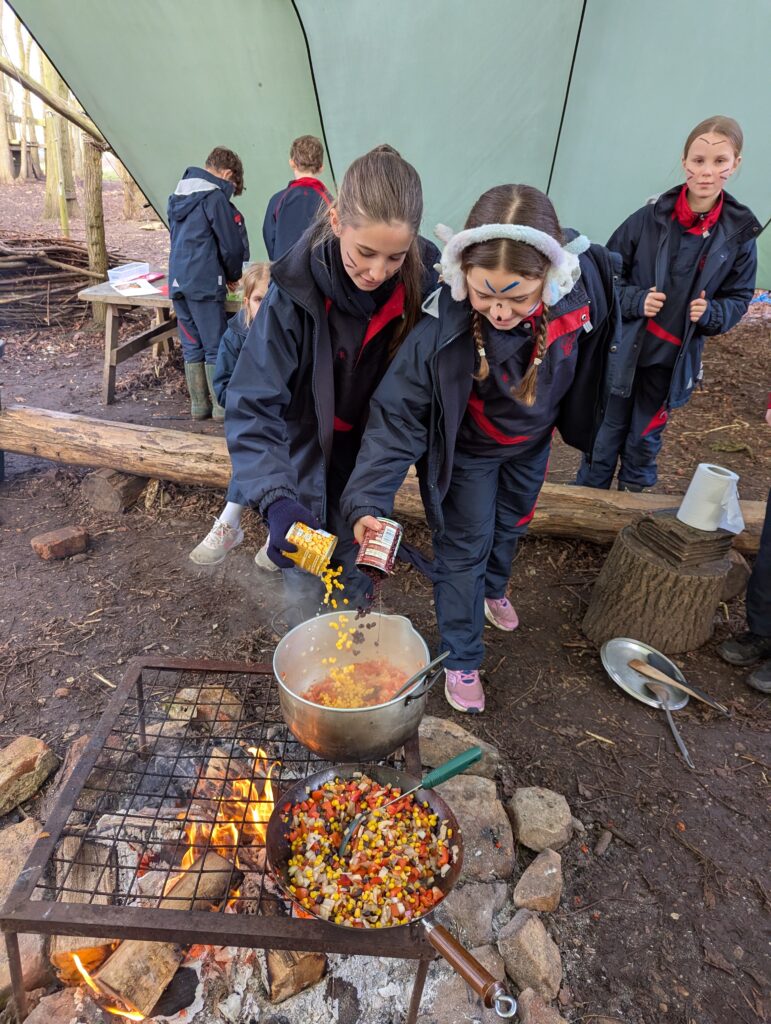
{"left": 54, "top": 77, "right": 79, "bottom": 217}
{"left": 70, "top": 120, "right": 83, "bottom": 179}
{"left": 0, "top": 404, "right": 765, "bottom": 554}
{"left": 11, "top": 16, "right": 31, "bottom": 180}
{"left": 0, "top": 78, "right": 14, "bottom": 183}
{"left": 582, "top": 523, "right": 729, "bottom": 653}
{"left": 22, "top": 36, "right": 42, "bottom": 178}
{"left": 0, "top": 6, "right": 15, "bottom": 182}
{"left": 116, "top": 160, "right": 146, "bottom": 220}
{"left": 40, "top": 56, "right": 73, "bottom": 230}
{"left": 83, "top": 135, "right": 108, "bottom": 324}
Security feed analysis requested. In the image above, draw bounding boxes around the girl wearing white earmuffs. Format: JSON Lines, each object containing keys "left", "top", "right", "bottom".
{"left": 341, "top": 184, "right": 624, "bottom": 714}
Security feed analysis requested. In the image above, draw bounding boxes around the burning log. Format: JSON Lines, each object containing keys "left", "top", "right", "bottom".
{"left": 50, "top": 837, "right": 117, "bottom": 984}
{"left": 86, "top": 852, "right": 242, "bottom": 1019}
{"left": 263, "top": 948, "right": 327, "bottom": 1004}
{"left": 0, "top": 405, "right": 764, "bottom": 553}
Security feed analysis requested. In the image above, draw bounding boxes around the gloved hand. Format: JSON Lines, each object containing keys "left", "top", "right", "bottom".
{"left": 266, "top": 498, "right": 322, "bottom": 568}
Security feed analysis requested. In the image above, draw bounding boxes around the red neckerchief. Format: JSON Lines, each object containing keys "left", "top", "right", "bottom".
{"left": 672, "top": 184, "right": 723, "bottom": 236}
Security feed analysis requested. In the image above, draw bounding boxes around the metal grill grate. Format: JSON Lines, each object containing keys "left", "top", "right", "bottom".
{"left": 0, "top": 658, "right": 432, "bottom": 1021}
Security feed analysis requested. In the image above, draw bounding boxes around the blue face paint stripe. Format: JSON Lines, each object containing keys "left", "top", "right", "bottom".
{"left": 500, "top": 280, "right": 521, "bottom": 293}
{"left": 484, "top": 278, "right": 497, "bottom": 293}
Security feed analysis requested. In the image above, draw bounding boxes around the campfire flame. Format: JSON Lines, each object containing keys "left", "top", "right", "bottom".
{"left": 178, "top": 745, "right": 277, "bottom": 874}
{"left": 71, "top": 745, "right": 279, "bottom": 1015}
{"left": 72, "top": 955, "right": 145, "bottom": 1020}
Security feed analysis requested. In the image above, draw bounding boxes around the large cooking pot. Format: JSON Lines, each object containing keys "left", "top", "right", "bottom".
{"left": 273, "top": 612, "right": 434, "bottom": 761}
{"left": 266, "top": 762, "right": 517, "bottom": 1018}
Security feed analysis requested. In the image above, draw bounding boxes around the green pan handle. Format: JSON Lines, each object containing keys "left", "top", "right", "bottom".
{"left": 421, "top": 746, "right": 483, "bottom": 789}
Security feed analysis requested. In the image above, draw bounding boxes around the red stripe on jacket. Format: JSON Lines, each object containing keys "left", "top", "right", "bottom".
{"left": 466, "top": 393, "right": 531, "bottom": 445}
{"left": 646, "top": 320, "right": 682, "bottom": 347}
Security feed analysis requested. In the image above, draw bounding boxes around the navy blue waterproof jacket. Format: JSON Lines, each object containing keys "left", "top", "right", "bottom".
{"left": 168, "top": 167, "right": 249, "bottom": 301}
{"left": 262, "top": 178, "right": 332, "bottom": 261}
{"left": 225, "top": 235, "right": 440, "bottom": 519}
{"left": 340, "top": 241, "right": 623, "bottom": 533}
{"left": 609, "top": 186, "right": 760, "bottom": 409}
{"left": 212, "top": 307, "right": 249, "bottom": 407}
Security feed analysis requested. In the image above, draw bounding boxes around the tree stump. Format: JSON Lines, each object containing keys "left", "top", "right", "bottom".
{"left": 582, "top": 522, "right": 730, "bottom": 653}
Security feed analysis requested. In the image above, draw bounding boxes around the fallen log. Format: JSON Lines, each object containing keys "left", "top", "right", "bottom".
{"left": 0, "top": 405, "right": 763, "bottom": 553}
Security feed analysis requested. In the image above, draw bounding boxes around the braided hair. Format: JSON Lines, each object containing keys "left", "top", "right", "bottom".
{"left": 461, "top": 185, "right": 562, "bottom": 406}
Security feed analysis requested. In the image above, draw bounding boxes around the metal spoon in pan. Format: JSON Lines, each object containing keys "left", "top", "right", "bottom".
{"left": 392, "top": 651, "right": 450, "bottom": 701}
{"left": 645, "top": 681, "right": 695, "bottom": 769}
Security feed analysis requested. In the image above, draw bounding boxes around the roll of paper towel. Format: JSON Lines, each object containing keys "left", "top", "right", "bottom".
{"left": 676, "top": 463, "right": 745, "bottom": 534}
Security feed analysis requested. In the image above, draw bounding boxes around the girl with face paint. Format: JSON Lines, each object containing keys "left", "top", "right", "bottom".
{"left": 576, "top": 115, "right": 760, "bottom": 492}
{"left": 224, "top": 145, "right": 439, "bottom": 622}
{"left": 341, "top": 184, "right": 623, "bottom": 713}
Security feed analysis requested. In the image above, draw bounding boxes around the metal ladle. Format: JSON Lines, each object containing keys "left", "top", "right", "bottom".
{"left": 392, "top": 650, "right": 450, "bottom": 701}
{"left": 646, "top": 681, "right": 695, "bottom": 769}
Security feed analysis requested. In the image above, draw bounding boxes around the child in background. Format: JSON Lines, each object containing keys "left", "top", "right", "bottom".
{"left": 168, "top": 147, "right": 250, "bottom": 420}
{"left": 189, "top": 263, "right": 271, "bottom": 566}
{"left": 342, "top": 185, "right": 621, "bottom": 713}
{"left": 576, "top": 116, "right": 760, "bottom": 491}
{"left": 262, "top": 135, "right": 332, "bottom": 260}
{"left": 718, "top": 395, "right": 771, "bottom": 693}
{"left": 226, "top": 145, "right": 439, "bottom": 621}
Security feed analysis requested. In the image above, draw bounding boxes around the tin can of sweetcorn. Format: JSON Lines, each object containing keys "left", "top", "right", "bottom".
{"left": 283, "top": 523, "right": 338, "bottom": 576}
{"left": 356, "top": 517, "right": 403, "bottom": 574}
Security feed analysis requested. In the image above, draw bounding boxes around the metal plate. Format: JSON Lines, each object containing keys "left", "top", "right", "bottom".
{"left": 601, "top": 638, "right": 689, "bottom": 710}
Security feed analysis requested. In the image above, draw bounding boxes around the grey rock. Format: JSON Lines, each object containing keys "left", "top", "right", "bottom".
{"left": 508, "top": 787, "right": 573, "bottom": 851}
{"left": 418, "top": 715, "right": 501, "bottom": 779}
{"left": 0, "top": 819, "right": 50, "bottom": 997}
{"left": 443, "top": 880, "right": 508, "bottom": 946}
{"left": 513, "top": 849, "right": 563, "bottom": 912}
{"left": 436, "top": 774, "right": 515, "bottom": 882}
{"left": 497, "top": 909, "right": 562, "bottom": 1001}
{"left": 518, "top": 987, "right": 567, "bottom": 1023}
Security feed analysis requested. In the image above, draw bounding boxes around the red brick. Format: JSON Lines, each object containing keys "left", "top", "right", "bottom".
{"left": 30, "top": 526, "right": 89, "bottom": 560}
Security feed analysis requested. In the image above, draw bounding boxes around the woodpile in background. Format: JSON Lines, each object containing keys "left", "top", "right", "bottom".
{"left": 0, "top": 233, "right": 123, "bottom": 328}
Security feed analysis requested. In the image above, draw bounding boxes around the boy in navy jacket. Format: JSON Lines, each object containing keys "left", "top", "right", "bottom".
{"left": 262, "top": 135, "right": 331, "bottom": 261}
{"left": 168, "top": 147, "right": 249, "bottom": 419}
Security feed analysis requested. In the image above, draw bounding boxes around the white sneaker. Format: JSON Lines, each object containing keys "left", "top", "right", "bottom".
{"left": 254, "top": 541, "right": 279, "bottom": 572}
{"left": 189, "top": 519, "right": 244, "bottom": 565}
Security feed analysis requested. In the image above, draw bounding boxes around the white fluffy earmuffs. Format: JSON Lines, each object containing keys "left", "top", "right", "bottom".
{"left": 435, "top": 223, "right": 590, "bottom": 306}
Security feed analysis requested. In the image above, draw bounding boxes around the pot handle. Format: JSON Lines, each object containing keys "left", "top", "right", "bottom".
{"left": 422, "top": 920, "right": 517, "bottom": 1018}
{"left": 403, "top": 666, "right": 445, "bottom": 706}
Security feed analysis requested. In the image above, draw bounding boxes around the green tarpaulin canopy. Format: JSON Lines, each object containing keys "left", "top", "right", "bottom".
{"left": 11, "top": 0, "right": 771, "bottom": 282}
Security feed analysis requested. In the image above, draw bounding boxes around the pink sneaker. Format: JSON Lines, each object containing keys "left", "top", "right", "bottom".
{"left": 444, "top": 669, "right": 485, "bottom": 714}
{"left": 484, "top": 597, "right": 519, "bottom": 632}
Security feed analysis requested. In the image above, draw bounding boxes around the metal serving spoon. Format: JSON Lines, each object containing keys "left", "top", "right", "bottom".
{"left": 645, "top": 681, "right": 695, "bottom": 769}
{"left": 338, "top": 746, "right": 482, "bottom": 858}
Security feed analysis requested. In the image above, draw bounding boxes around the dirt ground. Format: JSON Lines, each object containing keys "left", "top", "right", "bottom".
{"left": 1, "top": 180, "right": 770, "bottom": 1024}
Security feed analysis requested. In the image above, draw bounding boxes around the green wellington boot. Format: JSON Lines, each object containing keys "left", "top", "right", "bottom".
{"left": 184, "top": 362, "right": 212, "bottom": 420}
{"left": 205, "top": 363, "right": 226, "bottom": 420}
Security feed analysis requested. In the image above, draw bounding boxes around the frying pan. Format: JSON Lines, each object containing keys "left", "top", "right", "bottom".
{"left": 265, "top": 763, "right": 517, "bottom": 1018}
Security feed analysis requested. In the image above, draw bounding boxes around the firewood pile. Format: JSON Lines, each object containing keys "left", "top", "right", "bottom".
{"left": 0, "top": 233, "right": 125, "bottom": 328}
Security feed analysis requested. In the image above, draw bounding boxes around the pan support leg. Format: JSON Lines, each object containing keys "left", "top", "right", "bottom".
{"left": 403, "top": 732, "right": 421, "bottom": 777}
{"left": 404, "top": 955, "right": 431, "bottom": 1024}
{"left": 5, "top": 932, "right": 28, "bottom": 1021}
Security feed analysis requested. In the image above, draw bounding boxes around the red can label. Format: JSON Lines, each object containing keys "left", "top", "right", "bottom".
{"left": 356, "top": 517, "right": 403, "bottom": 574}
